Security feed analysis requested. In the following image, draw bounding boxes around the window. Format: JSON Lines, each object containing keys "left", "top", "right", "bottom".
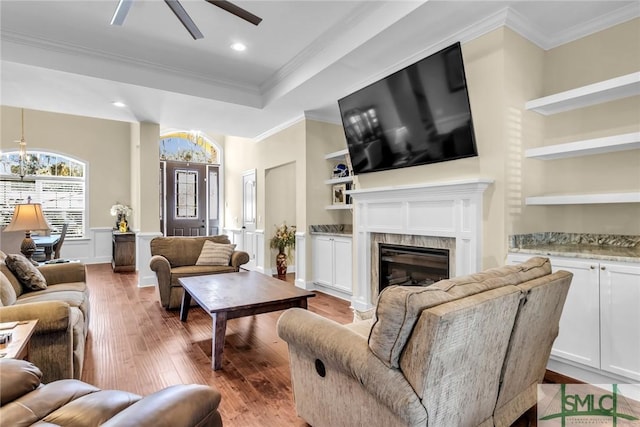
{"left": 0, "top": 151, "right": 86, "bottom": 238}
{"left": 175, "top": 169, "right": 198, "bottom": 219}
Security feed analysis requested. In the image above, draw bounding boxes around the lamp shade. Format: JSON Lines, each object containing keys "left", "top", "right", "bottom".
{"left": 3, "top": 203, "right": 51, "bottom": 232}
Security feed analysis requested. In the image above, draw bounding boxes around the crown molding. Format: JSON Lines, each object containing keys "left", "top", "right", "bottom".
{"left": 506, "top": 3, "right": 640, "bottom": 50}
{"left": 0, "top": 29, "right": 261, "bottom": 99}
{"left": 253, "top": 114, "right": 306, "bottom": 142}
{"left": 303, "top": 111, "right": 341, "bottom": 125}
{"left": 342, "top": 7, "right": 510, "bottom": 99}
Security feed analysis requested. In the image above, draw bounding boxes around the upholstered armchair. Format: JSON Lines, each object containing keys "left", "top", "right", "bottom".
{"left": 149, "top": 235, "right": 250, "bottom": 309}
{"left": 277, "top": 257, "right": 572, "bottom": 427}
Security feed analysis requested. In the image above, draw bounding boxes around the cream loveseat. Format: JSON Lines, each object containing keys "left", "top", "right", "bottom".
{"left": 277, "top": 257, "right": 572, "bottom": 427}
{"left": 0, "top": 253, "right": 89, "bottom": 383}
{"left": 150, "top": 235, "right": 250, "bottom": 309}
{"left": 0, "top": 358, "right": 223, "bottom": 427}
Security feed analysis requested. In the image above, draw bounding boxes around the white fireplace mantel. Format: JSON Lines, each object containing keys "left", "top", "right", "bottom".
{"left": 348, "top": 178, "right": 493, "bottom": 310}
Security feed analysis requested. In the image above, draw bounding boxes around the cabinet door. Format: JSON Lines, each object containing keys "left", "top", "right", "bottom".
{"left": 332, "top": 237, "right": 352, "bottom": 293}
{"left": 312, "top": 236, "right": 333, "bottom": 287}
{"left": 549, "top": 258, "right": 601, "bottom": 369}
{"left": 600, "top": 262, "right": 640, "bottom": 381}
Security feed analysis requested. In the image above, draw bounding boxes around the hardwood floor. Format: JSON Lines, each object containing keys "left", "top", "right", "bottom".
{"left": 81, "top": 264, "right": 537, "bottom": 426}
{"left": 81, "top": 265, "right": 351, "bottom": 426}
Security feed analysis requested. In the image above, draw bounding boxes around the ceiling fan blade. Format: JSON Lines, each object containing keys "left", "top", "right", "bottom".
{"left": 164, "top": 0, "right": 204, "bottom": 40}
{"left": 206, "top": 0, "right": 262, "bottom": 26}
{"left": 110, "top": 0, "right": 134, "bottom": 25}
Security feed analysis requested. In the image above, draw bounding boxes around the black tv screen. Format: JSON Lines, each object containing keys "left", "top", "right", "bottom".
{"left": 338, "top": 42, "right": 477, "bottom": 175}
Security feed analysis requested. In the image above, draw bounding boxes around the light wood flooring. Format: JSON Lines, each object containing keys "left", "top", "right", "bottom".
{"left": 81, "top": 264, "right": 537, "bottom": 426}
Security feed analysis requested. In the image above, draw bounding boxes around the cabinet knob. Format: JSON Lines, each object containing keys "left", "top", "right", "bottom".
{"left": 601, "top": 266, "right": 606, "bottom": 271}
{"left": 590, "top": 265, "right": 596, "bottom": 269}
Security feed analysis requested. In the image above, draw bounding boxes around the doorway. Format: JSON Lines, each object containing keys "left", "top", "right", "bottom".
{"left": 160, "top": 160, "right": 219, "bottom": 236}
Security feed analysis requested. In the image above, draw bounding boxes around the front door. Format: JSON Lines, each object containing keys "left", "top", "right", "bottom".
{"left": 163, "top": 160, "right": 219, "bottom": 236}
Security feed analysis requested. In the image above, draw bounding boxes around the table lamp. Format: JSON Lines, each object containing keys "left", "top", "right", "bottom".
{"left": 3, "top": 202, "right": 51, "bottom": 265}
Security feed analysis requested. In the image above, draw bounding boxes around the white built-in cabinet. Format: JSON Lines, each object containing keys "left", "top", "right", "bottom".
{"left": 524, "top": 72, "right": 640, "bottom": 205}
{"left": 311, "top": 234, "right": 352, "bottom": 295}
{"left": 507, "top": 253, "right": 640, "bottom": 383}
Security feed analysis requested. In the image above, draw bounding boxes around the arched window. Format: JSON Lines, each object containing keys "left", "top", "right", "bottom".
{"left": 0, "top": 151, "right": 86, "bottom": 238}
{"left": 159, "top": 131, "right": 219, "bottom": 164}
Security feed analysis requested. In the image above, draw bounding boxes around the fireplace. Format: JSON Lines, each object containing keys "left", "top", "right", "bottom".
{"left": 379, "top": 244, "right": 449, "bottom": 291}
{"left": 347, "top": 178, "right": 493, "bottom": 311}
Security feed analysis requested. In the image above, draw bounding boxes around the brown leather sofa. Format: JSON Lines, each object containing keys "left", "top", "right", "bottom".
{"left": 0, "top": 358, "right": 223, "bottom": 427}
{"left": 150, "top": 235, "right": 250, "bottom": 309}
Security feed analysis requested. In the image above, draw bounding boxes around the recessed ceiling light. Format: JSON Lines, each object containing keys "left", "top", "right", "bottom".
{"left": 231, "top": 42, "right": 246, "bottom": 52}
{"left": 112, "top": 101, "right": 126, "bottom": 108}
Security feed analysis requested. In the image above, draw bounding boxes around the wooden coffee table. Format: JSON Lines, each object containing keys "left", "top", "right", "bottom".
{"left": 179, "top": 271, "right": 315, "bottom": 370}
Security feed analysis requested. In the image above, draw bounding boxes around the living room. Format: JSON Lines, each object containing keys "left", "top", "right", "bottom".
{"left": 1, "top": 1, "right": 639, "bottom": 425}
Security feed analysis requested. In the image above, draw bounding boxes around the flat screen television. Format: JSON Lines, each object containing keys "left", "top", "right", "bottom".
{"left": 338, "top": 42, "right": 477, "bottom": 175}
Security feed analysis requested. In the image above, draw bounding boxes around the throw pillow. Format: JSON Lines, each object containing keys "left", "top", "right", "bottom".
{"left": 4, "top": 254, "right": 47, "bottom": 292}
{"left": 196, "top": 241, "right": 236, "bottom": 266}
{"left": 0, "top": 272, "right": 17, "bottom": 306}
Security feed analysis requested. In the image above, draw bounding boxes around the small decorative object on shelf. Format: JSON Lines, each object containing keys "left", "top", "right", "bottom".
{"left": 332, "top": 183, "right": 347, "bottom": 205}
{"left": 270, "top": 223, "right": 296, "bottom": 279}
{"left": 110, "top": 203, "right": 132, "bottom": 231}
{"left": 332, "top": 163, "right": 349, "bottom": 178}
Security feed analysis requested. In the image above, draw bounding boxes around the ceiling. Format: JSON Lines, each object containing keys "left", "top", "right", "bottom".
{"left": 1, "top": 0, "right": 638, "bottom": 140}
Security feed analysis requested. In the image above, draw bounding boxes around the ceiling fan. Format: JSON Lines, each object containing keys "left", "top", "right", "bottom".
{"left": 110, "top": 0, "right": 262, "bottom": 40}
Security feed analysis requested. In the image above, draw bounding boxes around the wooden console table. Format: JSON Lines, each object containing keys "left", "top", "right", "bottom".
{"left": 112, "top": 231, "right": 135, "bottom": 272}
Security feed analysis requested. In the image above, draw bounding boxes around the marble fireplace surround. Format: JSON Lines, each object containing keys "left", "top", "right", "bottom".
{"left": 348, "top": 178, "right": 493, "bottom": 311}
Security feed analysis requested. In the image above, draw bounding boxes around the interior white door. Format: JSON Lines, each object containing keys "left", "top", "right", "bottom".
{"left": 242, "top": 169, "right": 257, "bottom": 269}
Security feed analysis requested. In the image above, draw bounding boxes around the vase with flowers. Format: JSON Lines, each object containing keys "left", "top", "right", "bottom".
{"left": 110, "top": 203, "right": 132, "bottom": 232}
{"left": 269, "top": 223, "right": 296, "bottom": 279}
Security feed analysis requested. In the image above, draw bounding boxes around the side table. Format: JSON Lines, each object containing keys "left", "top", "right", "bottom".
{"left": 112, "top": 231, "right": 136, "bottom": 272}
{"left": 0, "top": 319, "right": 38, "bottom": 360}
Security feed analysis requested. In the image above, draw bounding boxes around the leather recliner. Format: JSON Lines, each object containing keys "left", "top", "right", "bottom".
{"left": 0, "top": 358, "right": 223, "bottom": 427}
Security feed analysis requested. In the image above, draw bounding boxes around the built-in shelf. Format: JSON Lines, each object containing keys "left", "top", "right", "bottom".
{"left": 526, "top": 192, "right": 640, "bottom": 205}
{"left": 325, "top": 204, "right": 353, "bottom": 210}
{"left": 525, "top": 72, "right": 640, "bottom": 115}
{"left": 324, "top": 149, "right": 349, "bottom": 161}
{"left": 525, "top": 132, "right": 640, "bottom": 160}
{"left": 324, "top": 176, "right": 353, "bottom": 185}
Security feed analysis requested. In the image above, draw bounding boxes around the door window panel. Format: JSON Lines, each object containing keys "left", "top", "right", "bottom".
{"left": 175, "top": 170, "right": 198, "bottom": 218}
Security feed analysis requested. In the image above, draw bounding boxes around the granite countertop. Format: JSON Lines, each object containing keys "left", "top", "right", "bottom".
{"left": 309, "top": 224, "right": 353, "bottom": 236}
{"left": 509, "top": 232, "right": 640, "bottom": 263}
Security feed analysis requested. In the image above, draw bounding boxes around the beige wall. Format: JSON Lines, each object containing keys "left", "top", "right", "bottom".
{"left": 265, "top": 161, "right": 296, "bottom": 267}
{"left": 224, "top": 120, "right": 306, "bottom": 232}
{"left": 352, "top": 28, "right": 511, "bottom": 268}
{"left": 223, "top": 118, "right": 351, "bottom": 277}
{"left": 1, "top": 107, "right": 133, "bottom": 229}
{"left": 520, "top": 18, "right": 640, "bottom": 235}
{"left": 0, "top": 107, "right": 165, "bottom": 234}
{"left": 305, "top": 119, "right": 351, "bottom": 227}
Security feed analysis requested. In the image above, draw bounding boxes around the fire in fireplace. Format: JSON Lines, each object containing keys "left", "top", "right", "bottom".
{"left": 379, "top": 243, "right": 449, "bottom": 291}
